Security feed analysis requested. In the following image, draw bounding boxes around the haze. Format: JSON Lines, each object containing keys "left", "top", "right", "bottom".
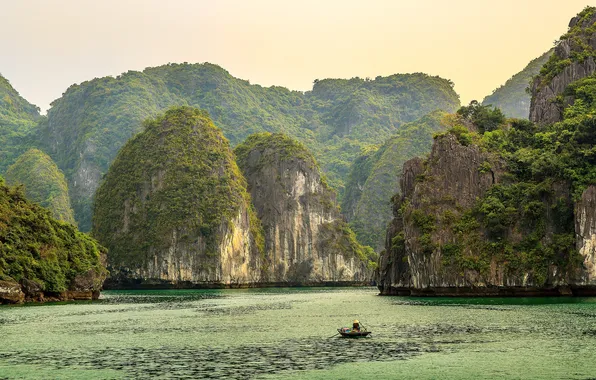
{"left": 2, "top": 0, "right": 595, "bottom": 113}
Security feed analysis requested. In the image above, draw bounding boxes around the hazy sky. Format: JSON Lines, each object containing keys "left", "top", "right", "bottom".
{"left": 2, "top": 0, "right": 596, "bottom": 113}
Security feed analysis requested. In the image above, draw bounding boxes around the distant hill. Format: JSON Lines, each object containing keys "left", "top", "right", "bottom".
{"left": 342, "top": 111, "right": 448, "bottom": 250}
{"left": 36, "top": 63, "right": 460, "bottom": 230}
{"left": 0, "top": 74, "right": 41, "bottom": 173}
{"left": 5, "top": 149, "right": 76, "bottom": 225}
{"left": 482, "top": 49, "right": 553, "bottom": 119}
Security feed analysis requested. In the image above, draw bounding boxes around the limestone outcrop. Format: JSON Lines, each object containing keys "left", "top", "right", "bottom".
{"left": 235, "top": 133, "right": 374, "bottom": 283}
{"left": 93, "top": 107, "right": 265, "bottom": 288}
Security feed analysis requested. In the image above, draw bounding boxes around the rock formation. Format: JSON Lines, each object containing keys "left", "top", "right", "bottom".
{"left": 36, "top": 65, "right": 459, "bottom": 231}
{"left": 234, "top": 133, "right": 375, "bottom": 283}
{"left": 0, "top": 176, "right": 107, "bottom": 304}
{"left": 575, "top": 186, "right": 596, "bottom": 287}
{"left": 93, "top": 107, "right": 265, "bottom": 288}
{"left": 377, "top": 7, "right": 596, "bottom": 297}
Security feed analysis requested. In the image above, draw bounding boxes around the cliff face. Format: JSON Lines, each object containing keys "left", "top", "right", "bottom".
{"left": 235, "top": 133, "right": 374, "bottom": 283}
{"left": 93, "top": 107, "right": 265, "bottom": 288}
{"left": 377, "top": 7, "right": 596, "bottom": 297}
{"left": 378, "top": 133, "right": 584, "bottom": 296}
{"left": 0, "top": 176, "right": 107, "bottom": 304}
{"left": 575, "top": 186, "right": 596, "bottom": 285}
{"left": 378, "top": 134, "right": 504, "bottom": 294}
{"left": 529, "top": 9, "right": 596, "bottom": 124}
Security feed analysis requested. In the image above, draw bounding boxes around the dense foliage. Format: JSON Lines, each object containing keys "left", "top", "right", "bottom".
{"left": 482, "top": 50, "right": 553, "bottom": 119}
{"left": 0, "top": 74, "right": 41, "bottom": 173}
{"left": 38, "top": 64, "right": 460, "bottom": 229}
{"left": 0, "top": 176, "right": 106, "bottom": 292}
{"left": 457, "top": 100, "right": 505, "bottom": 133}
{"left": 234, "top": 132, "right": 319, "bottom": 171}
{"left": 5, "top": 149, "right": 76, "bottom": 225}
{"left": 92, "top": 106, "right": 264, "bottom": 268}
{"left": 342, "top": 111, "right": 448, "bottom": 250}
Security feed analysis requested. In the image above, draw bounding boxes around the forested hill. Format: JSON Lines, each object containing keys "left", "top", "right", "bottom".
{"left": 37, "top": 63, "right": 460, "bottom": 230}
{"left": 341, "top": 111, "right": 448, "bottom": 250}
{"left": 482, "top": 49, "right": 553, "bottom": 119}
{"left": 0, "top": 74, "right": 41, "bottom": 173}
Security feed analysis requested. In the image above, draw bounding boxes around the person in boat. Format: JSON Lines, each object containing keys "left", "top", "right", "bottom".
{"left": 352, "top": 320, "right": 361, "bottom": 332}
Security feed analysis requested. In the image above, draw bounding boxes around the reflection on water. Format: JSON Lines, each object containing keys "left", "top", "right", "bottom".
{"left": 1, "top": 288, "right": 595, "bottom": 379}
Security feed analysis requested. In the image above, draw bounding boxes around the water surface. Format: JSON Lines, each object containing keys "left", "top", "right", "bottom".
{"left": 1, "top": 288, "right": 595, "bottom": 379}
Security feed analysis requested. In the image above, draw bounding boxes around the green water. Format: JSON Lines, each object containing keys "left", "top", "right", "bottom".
{"left": 1, "top": 288, "right": 595, "bottom": 379}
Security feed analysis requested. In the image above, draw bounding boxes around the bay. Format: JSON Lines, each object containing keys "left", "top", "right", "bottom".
{"left": 0, "top": 287, "right": 595, "bottom": 379}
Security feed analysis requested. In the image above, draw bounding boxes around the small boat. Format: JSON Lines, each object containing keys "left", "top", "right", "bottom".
{"left": 337, "top": 328, "right": 372, "bottom": 338}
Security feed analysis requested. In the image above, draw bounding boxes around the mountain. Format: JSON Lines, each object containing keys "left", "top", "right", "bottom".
{"left": 235, "top": 132, "right": 375, "bottom": 283}
{"left": 93, "top": 107, "right": 265, "bottom": 287}
{"left": 0, "top": 176, "right": 107, "bottom": 304}
{"left": 37, "top": 65, "right": 460, "bottom": 230}
{"left": 0, "top": 74, "right": 41, "bottom": 173}
{"left": 482, "top": 49, "right": 553, "bottom": 119}
{"left": 377, "top": 7, "right": 596, "bottom": 296}
{"left": 5, "top": 148, "right": 76, "bottom": 224}
{"left": 341, "top": 111, "right": 448, "bottom": 250}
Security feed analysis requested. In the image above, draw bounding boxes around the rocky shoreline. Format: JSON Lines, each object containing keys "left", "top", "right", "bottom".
{"left": 378, "top": 285, "right": 596, "bottom": 297}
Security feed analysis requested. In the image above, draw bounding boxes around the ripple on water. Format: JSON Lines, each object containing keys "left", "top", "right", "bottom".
{"left": 0, "top": 338, "right": 427, "bottom": 379}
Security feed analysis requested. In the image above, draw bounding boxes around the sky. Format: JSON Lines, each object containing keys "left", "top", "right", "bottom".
{"left": 2, "top": 0, "right": 596, "bottom": 113}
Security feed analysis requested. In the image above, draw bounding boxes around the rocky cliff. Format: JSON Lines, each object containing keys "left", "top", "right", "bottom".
{"left": 378, "top": 7, "right": 596, "bottom": 297}
{"left": 378, "top": 129, "right": 588, "bottom": 296}
{"left": 93, "top": 107, "right": 265, "bottom": 288}
{"left": 529, "top": 7, "right": 596, "bottom": 124}
{"left": 5, "top": 148, "right": 76, "bottom": 224}
{"left": 0, "top": 176, "right": 107, "bottom": 304}
{"left": 234, "top": 133, "right": 375, "bottom": 283}
{"left": 575, "top": 186, "right": 596, "bottom": 288}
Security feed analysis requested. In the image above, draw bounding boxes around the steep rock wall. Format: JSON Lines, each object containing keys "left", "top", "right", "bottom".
{"left": 235, "top": 133, "right": 373, "bottom": 283}
{"left": 93, "top": 107, "right": 264, "bottom": 288}
{"left": 575, "top": 185, "right": 596, "bottom": 285}
{"left": 378, "top": 133, "right": 588, "bottom": 296}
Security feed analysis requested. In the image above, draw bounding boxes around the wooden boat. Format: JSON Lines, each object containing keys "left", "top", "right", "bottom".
{"left": 337, "top": 328, "right": 372, "bottom": 337}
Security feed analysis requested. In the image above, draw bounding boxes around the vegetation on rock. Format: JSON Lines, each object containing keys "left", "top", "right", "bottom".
{"left": 0, "top": 176, "right": 106, "bottom": 294}
{"left": 235, "top": 132, "right": 377, "bottom": 279}
{"left": 92, "top": 106, "right": 264, "bottom": 274}
{"left": 5, "top": 149, "right": 76, "bottom": 224}
{"left": 38, "top": 64, "right": 459, "bottom": 230}
{"left": 539, "top": 6, "right": 596, "bottom": 84}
